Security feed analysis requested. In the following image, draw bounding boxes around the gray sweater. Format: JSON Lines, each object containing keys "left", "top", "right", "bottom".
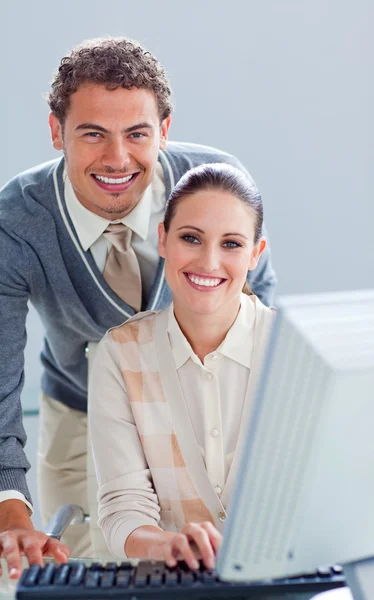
{"left": 0, "top": 141, "right": 276, "bottom": 502}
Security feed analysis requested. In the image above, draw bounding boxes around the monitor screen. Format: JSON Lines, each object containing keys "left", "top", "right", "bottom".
{"left": 217, "top": 289, "right": 374, "bottom": 584}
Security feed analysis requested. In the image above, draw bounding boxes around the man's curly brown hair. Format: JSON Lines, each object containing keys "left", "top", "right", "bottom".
{"left": 48, "top": 37, "right": 173, "bottom": 125}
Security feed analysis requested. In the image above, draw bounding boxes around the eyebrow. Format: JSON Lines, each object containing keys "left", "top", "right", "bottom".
{"left": 177, "top": 226, "right": 248, "bottom": 239}
{"left": 75, "top": 122, "right": 154, "bottom": 134}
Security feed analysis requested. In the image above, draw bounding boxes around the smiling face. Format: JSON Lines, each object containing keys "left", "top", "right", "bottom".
{"left": 158, "top": 189, "right": 266, "bottom": 321}
{"left": 49, "top": 83, "right": 171, "bottom": 219}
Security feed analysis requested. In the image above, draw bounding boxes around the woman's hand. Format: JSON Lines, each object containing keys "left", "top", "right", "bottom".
{"left": 160, "top": 521, "right": 222, "bottom": 571}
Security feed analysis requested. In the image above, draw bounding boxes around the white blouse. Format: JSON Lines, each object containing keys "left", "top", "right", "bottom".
{"left": 89, "top": 295, "right": 258, "bottom": 556}
{"left": 167, "top": 300, "right": 255, "bottom": 494}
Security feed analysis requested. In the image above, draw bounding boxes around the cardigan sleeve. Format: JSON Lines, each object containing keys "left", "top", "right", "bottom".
{"left": 88, "top": 333, "right": 161, "bottom": 558}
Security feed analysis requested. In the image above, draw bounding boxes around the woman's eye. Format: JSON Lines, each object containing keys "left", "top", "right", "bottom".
{"left": 223, "top": 240, "right": 242, "bottom": 248}
{"left": 181, "top": 235, "right": 200, "bottom": 244}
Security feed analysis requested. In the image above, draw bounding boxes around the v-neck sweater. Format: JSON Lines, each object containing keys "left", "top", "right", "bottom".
{"left": 0, "top": 141, "right": 276, "bottom": 502}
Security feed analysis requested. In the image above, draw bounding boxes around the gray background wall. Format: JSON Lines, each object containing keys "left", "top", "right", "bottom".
{"left": 1, "top": 0, "right": 372, "bottom": 527}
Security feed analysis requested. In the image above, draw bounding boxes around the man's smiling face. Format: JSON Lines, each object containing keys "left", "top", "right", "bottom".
{"left": 49, "top": 83, "right": 171, "bottom": 219}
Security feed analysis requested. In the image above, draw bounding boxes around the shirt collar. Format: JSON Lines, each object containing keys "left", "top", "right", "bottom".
{"left": 64, "top": 162, "right": 163, "bottom": 251}
{"left": 167, "top": 294, "right": 256, "bottom": 370}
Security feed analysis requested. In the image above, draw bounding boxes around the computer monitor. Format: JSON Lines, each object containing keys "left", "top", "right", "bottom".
{"left": 217, "top": 289, "right": 374, "bottom": 596}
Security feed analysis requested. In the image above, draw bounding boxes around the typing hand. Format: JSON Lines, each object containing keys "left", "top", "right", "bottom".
{"left": 0, "top": 528, "right": 70, "bottom": 579}
{"left": 161, "top": 521, "right": 222, "bottom": 571}
{"left": 0, "top": 500, "right": 70, "bottom": 579}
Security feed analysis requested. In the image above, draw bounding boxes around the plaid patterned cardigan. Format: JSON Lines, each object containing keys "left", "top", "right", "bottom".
{"left": 96, "top": 296, "right": 274, "bottom": 536}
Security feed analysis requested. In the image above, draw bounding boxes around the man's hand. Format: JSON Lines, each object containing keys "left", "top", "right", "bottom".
{"left": 0, "top": 499, "right": 69, "bottom": 579}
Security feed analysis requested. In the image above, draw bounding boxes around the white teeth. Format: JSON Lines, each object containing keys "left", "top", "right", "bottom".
{"left": 94, "top": 174, "right": 133, "bottom": 184}
{"left": 187, "top": 274, "right": 223, "bottom": 287}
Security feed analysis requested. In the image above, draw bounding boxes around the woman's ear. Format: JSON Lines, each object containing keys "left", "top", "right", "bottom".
{"left": 158, "top": 222, "right": 167, "bottom": 258}
{"left": 248, "top": 237, "right": 267, "bottom": 271}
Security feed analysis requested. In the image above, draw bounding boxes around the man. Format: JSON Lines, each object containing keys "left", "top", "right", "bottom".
{"left": 0, "top": 37, "right": 276, "bottom": 576}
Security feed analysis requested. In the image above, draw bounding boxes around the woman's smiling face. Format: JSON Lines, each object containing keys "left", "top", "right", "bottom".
{"left": 158, "top": 188, "right": 266, "bottom": 320}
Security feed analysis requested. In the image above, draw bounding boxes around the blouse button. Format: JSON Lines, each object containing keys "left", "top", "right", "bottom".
{"left": 214, "top": 486, "right": 222, "bottom": 494}
{"left": 206, "top": 373, "right": 213, "bottom": 381}
{"left": 218, "top": 511, "right": 226, "bottom": 522}
{"left": 210, "top": 428, "right": 219, "bottom": 437}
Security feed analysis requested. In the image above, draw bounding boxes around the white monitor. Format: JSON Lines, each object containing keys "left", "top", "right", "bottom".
{"left": 217, "top": 289, "right": 374, "bottom": 596}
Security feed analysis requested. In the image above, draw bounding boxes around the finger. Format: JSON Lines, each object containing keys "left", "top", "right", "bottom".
{"left": 200, "top": 522, "right": 223, "bottom": 556}
{"left": 171, "top": 534, "right": 199, "bottom": 571}
{"left": 183, "top": 524, "right": 215, "bottom": 570}
{"left": 21, "top": 535, "right": 45, "bottom": 568}
{"left": 44, "top": 538, "right": 70, "bottom": 562}
{"left": 1, "top": 533, "right": 22, "bottom": 578}
{"left": 162, "top": 543, "right": 177, "bottom": 568}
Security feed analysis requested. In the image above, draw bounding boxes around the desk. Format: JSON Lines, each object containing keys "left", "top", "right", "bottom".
{"left": 0, "top": 558, "right": 349, "bottom": 600}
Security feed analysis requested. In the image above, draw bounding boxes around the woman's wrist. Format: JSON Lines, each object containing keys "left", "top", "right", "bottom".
{"left": 125, "top": 525, "right": 172, "bottom": 559}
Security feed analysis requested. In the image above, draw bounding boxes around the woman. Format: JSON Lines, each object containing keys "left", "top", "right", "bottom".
{"left": 89, "top": 163, "right": 274, "bottom": 571}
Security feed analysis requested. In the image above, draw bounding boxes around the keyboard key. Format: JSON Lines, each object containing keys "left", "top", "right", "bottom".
{"left": 181, "top": 570, "right": 195, "bottom": 586}
{"left": 53, "top": 564, "right": 70, "bottom": 585}
{"left": 37, "top": 563, "right": 55, "bottom": 586}
{"left": 201, "top": 569, "right": 217, "bottom": 584}
{"left": 22, "top": 564, "right": 41, "bottom": 587}
{"left": 165, "top": 569, "right": 179, "bottom": 586}
{"left": 100, "top": 570, "right": 115, "bottom": 588}
{"left": 69, "top": 563, "right": 85, "bottom": 586}
{"left": 150, "top": 572, "right": 163, "bottom": 586}
{"left": 84, "top": 570, "right": 100, "bottom": 588}
{"left": 116, "top": 569, "right": 131, "bottom": 588}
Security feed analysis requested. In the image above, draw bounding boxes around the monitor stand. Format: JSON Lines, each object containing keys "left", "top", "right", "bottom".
{"left": 342, "top": 557, "right": 374, "bottom": 600}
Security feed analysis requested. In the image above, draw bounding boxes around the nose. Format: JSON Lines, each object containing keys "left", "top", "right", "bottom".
{"left": 102, "top": 138, "right": 131, "bottom": 171}
{"left": 196, "top": 244, "right": 221, "bottom": 273}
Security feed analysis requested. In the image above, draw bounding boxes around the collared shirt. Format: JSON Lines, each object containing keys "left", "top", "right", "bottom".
{"left": 92, "top": 294, "right": 257, "bottom": 555}
{"left": 167, "top": 296, "right": 255, "bottom": 495}
{"left": 64, "top": 161, "right": 166, "bottom": 302}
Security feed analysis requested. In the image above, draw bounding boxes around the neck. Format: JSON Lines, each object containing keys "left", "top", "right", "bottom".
{"left": 173, "top": 299, "right": 241, "bottom": 362}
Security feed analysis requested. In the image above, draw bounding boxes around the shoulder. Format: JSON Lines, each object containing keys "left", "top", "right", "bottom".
{"left": 1, "top": 158, "right": 62, "bottom": 197}
{"left": 243, "top": 293, "right": 276, "bottom": 321}
{"left": 106, "top": 309, "right": 161, "bottom": 345}
{"left": 161, "top": 141, "right": 249, "bottom": 176}
{"left": 0, "top": 158, "right": 63, "bottom": 223}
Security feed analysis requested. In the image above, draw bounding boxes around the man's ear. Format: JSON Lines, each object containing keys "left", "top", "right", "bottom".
{"left": 49, "top": 112, "right": 64, "bottom": 151}
{"left": 159, "top": 116, "right": 171, "bottom": 150}
{"left": 248, "top": 237, "right": 267, "bottom": 271}
{"left": 158, "top": 222, "right": 167, "bottom": 258}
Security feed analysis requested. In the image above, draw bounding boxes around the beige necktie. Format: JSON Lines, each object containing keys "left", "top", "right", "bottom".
{"left": 103, "top": 223, "right": 142, "bottom": 312}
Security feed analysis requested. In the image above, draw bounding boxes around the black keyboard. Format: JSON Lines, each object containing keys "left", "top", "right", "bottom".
{"left": 16, "top": 560, "right": 346, "bottom": 599}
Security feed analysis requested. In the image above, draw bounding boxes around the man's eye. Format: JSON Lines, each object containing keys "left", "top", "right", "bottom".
{"left": 181, "top": 235, "right": 200, "bottom": 244}
{"left": 223, "top": 240, "right": 242, "bottom": 248}
{"left": 85, "top": 132, "right": 101, "bottom": 138}
{"left": 130, "top": 132, "right": 145, "bottom": 139}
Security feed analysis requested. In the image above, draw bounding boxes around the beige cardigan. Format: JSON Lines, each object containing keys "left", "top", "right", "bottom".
{"left": 90, "top": 295, "right": 274, "bottom": 548}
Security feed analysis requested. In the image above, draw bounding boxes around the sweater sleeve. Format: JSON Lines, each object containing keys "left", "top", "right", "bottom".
{"left": 0, "top": 225, "right": 32, "bottom": 502}
{"left": 88, "top": 335, "right": 161, "bottom": 558}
